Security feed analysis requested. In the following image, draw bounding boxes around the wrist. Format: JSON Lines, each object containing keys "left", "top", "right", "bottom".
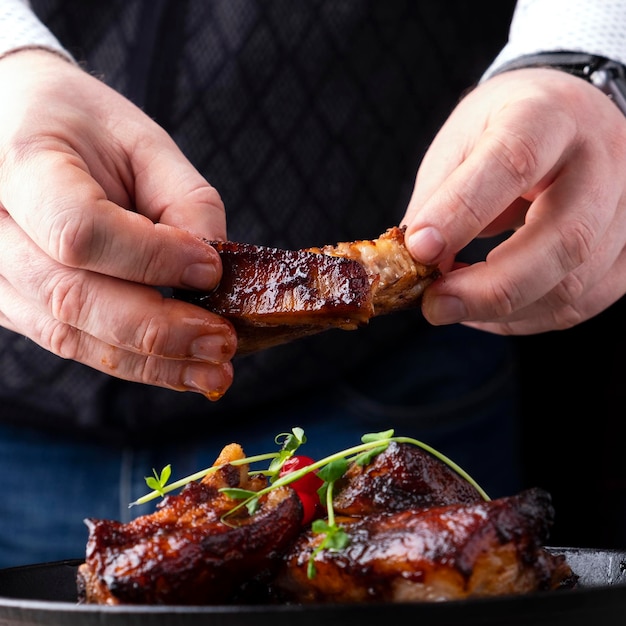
{"left": 490, "top": 51, "right": 626, "bottom": 116}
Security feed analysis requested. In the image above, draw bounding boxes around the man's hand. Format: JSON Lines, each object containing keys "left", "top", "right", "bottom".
{"left": 403, "top": 67, "right": 626, "bottom": 334}
{"left": 0, "top": 50, "right": 236, "bottom": 398}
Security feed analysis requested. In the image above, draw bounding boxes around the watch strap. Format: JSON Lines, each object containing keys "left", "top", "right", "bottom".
{"left": 490, "top": 51, "right": 626, "bottom": 116}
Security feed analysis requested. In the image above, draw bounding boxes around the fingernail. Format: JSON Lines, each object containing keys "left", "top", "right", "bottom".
{"left": 183, "top": 362, "right": 232, "bottom": 399}
{"left": 407, "top": 227, "right": 445, "bottom": 263}
{"left": 428, "top": 295, "right": 468, "bottom": 325}
{"left": 181, "top": 263, "right": 219, "bottom": 290}
{"left": 190, "top": 334, "right": 232, "bottom": 363}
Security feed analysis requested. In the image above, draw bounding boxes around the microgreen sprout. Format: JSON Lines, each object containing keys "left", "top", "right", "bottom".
{"left": 130, "top": 428, "right": 489, "bottom": 579}
{"left": 307, "top": 459, "right": 350, "bottom": 578}
{"left": 144, "top": 464, "right": 172, "bottom": 497}
{"left": 130, "top": 428, "right": 307, "bottom": 508}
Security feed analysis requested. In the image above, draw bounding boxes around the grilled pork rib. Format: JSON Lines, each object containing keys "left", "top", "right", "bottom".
{"left": 77, "top": 444, "right": 302, "bottom": 605}
{"left": 305, "top": 226, "right": 439, "bottom": 317}
{"left": 177, "top": 226, "right": 440, "bottom": 354}
{"left": 77, "top": 443, "right": 576, "bottom": 605}
{"left": 273, "top": 488, "right": 575, "bottom": 603}
{"left": 332, "top": 441, "right": 484, "bottom": 515}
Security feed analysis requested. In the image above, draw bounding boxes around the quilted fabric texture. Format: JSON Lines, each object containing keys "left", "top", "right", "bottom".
{"left": 0, "top": 1, "right": 515, "bottom": 438}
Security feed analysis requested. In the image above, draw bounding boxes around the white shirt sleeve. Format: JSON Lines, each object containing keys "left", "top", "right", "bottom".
{"left": 483, "top": 0, "right": 626, "bottom": 79}
{"left": 0, "top": 0, "right": 73, "bottom": 61}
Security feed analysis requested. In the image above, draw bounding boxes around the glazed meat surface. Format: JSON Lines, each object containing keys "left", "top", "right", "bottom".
{"left": 77, "top": 442, "right": 576, "bottom": 605}
{"left": 332, "top": 441, "right": 484, "bottom": 515}
{"left": 177, "top": 226, "right": 439, "bottom": 354}
{"left": 77, "top": 444, "right": 302, "bottom": 605}
{"left": 273, "top": 488, "right": 575, "bottom": 603}
{"left": 306, "top": 225, "right": 438, "bottom": 317}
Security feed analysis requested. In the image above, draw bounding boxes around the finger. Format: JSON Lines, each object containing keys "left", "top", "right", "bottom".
{"left": 0, "top": 211, "right": 237, "bottom": 373}
{"left": 404, "top": 86, "right": 571, "bottom": 264}
{"left": 421, "top": 156, "right": 618, "bottom": 326}
{"left": 2, "top": 52, "right": 227, "bottom": 244}
{"left": 479, "top": 197, "right": 530, "bottom": 237}
{"left": 461, "top": 222, "right": 626, "bottom": 335}
{"left": 463, "top": 256, "right": 626, "bottom": 336}
{"left": 0, "top": 275, "right": 234, "bottom": 398}
{"left": 1, "top": 145, "right": 223, "bottom": 291}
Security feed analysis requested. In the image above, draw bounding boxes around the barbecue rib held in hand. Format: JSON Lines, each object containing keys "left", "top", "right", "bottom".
{"left": 176, "top": 226, "right": 440, "bottom": 354}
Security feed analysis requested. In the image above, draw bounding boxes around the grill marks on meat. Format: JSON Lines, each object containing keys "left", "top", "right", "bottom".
{"left": 273, "top": 488, "right": 575, "bottom": 603}
{"left": 77, "top": 444, "right": 303, "bottom": 605}
{"left": 77, "top": 443, "right": 576, "bottom": 605}
{"left": 177, "top": 226, "right": 440, "bottom": 354}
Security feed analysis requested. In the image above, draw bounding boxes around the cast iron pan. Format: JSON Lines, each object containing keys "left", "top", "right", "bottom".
{"left": 0, "top": 548, "right": 625, "bottom": 626}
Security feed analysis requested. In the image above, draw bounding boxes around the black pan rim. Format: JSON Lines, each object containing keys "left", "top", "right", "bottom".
{"left": 0, "top": 546, "right": 625, "bottom": 614}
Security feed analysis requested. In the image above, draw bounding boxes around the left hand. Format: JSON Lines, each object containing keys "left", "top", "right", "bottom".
{"left": 402, "top": 67, "right": 626, "bottom": 334}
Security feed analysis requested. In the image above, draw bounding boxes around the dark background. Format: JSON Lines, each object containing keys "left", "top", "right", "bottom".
{"left": 516, "top": 295, "right": 626, "bottom": 548}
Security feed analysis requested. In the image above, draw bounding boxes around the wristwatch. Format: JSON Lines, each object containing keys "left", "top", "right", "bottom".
{"left": 492, "top": 51, "right": 626, "bottom": 116}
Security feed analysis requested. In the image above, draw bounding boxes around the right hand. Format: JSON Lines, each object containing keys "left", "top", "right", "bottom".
{"left": 0, "top": 50, "right": 237, "bottom": 400}
{"left": 402, "top": 67, "right": 626, "bottom": 335}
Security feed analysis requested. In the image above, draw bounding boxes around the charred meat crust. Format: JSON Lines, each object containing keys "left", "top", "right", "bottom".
{"left": 77, "top": 444, "right": 303, "bottom": 605}
{"left": 274, "top": 488, "right": 576, "bottom": 603}
{"left": 77, "top": 443, "right": 576, "bottom": 605}
{"left": 332, "top": 441, "right": 484, "bottom": 515}
{"left": 186, "top": 241, "right": 374, "bottom": 327}
{"left": 306, "top": 225, "right": 440, "bottom": 316}
{"left": 175, "top": 226, "right": 440, "bottom": 354}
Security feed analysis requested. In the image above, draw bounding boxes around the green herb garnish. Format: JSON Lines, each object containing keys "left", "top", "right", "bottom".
{"left": 130, "top": 428, "right": 489, "bottom": 579}
{"left": 144, "top": 464, "right": 171, "bottom": 497}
